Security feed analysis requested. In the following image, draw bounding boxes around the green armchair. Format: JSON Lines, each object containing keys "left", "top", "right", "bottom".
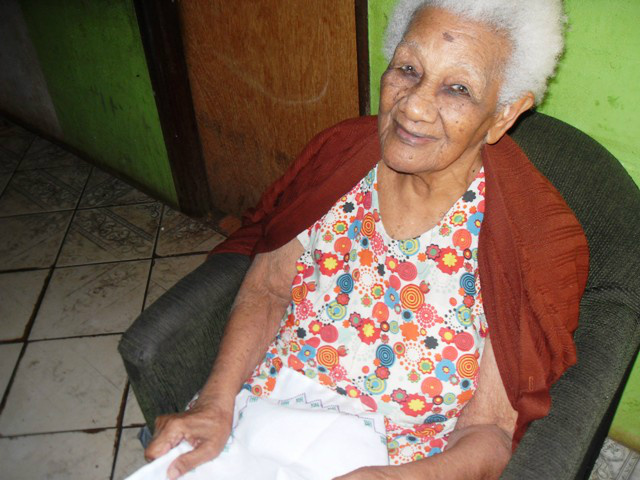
{"left": 118, "top": 112, "right": 640, "bottom": 479}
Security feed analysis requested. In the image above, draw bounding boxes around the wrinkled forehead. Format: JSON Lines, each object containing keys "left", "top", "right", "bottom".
{"left": 402, "top": 7, "right": 512, "bottom": 71}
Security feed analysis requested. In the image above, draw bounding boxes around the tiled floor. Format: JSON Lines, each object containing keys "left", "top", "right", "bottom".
{"left": 0, "top": 117, "right": 638, "bottom": 480}
{"left": 0, "top": 119, "right": 224, "bottom": 479}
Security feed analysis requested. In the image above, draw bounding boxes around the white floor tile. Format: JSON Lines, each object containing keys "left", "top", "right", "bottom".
{"left": 0, "top": 335, "right": 126, "bottom": 436}
{"left": 0, "top": 429, "right": 116, "bottom": 480}
{"left": 0, "top": 269, "right": 48, "bottom": 341}
{"left": 0, "top": 343, "right": 22, "bottom": 396}
{"left": 0, "top": 211, "right": 73, "bottom": 270}
{"left": 31, "top": 261, "right": 150, "bottom": 340}
{"left": 156, "top": 207, "right": 225, "bottom": 257}
{"left": 113, "top": 427, "right": 147, "bottom": 480}
{"left": 145, "top": 254, "right": 207, "bottom": 308}
{"left": 590, "top": 438, "right": 640, "bottom": 480}
{"left": 57, "top": 203, "right": 161, "bottom": 266}
{"left": 123, "top": 387, "right": 146, "bottom": 427}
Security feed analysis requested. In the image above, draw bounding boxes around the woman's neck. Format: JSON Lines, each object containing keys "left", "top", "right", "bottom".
{"left": 376, "top": 154, "right": 482, "bottom": 240}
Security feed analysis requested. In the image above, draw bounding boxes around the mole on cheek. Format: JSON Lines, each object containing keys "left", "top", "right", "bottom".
{"left": 442, "top": 31, "right": 454, "bottom": 42}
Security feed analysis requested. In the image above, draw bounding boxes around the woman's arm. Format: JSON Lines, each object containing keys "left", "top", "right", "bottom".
{"left": 145, "top": 238, "right": 304, "bottom": 480}
{"left": 335, "top": 336, "right": 516, "bottom": 480}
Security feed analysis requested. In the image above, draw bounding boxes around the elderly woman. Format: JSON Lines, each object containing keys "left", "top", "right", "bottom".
{"left": 141, "top": 0, "right": 588, "bottom": 479}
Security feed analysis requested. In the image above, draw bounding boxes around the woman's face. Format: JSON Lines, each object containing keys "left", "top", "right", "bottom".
{"left": 379, "top": 7, "right": 511, "bottom": 176}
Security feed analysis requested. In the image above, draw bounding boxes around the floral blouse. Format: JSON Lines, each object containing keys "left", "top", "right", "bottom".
{"left": 246, "top": 164, "right": 488, "bottom": 464}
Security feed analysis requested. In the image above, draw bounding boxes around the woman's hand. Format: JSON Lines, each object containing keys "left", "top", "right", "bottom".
{"left": 144, "top": 399, "right": 234, "bottom": 480}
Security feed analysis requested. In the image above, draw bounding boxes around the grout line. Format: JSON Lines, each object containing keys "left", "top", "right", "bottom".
{"left": 0, "top": 426, "right": 119, "bottom": 440}
{"left": 0, "top": 257, "right": 152, "bottom": 275}
{"left": 76, "top": 199, "right": 158, "bottom": 211}
{"left": 0, "top": 265, "right": 54, "bottom": 415}
{"left": 0, "top": 250, "right": 211, "bottom": 276}
{"left": 109, "top": 381, "right": 131, "bottom": 480}
{"left": 25, "top": 332, "right": 124, "bottom": 344}
{"left": 140, "top": 204, "right": 167, "bottom": 312}
{"left": 0, "top": 207, "right": 78, "bottom": 221}
{"left": 0, "top": 133, "right": 37, "bottom": 206}
{"left": 47, "top": 163, "right": 93, "bottom": 270}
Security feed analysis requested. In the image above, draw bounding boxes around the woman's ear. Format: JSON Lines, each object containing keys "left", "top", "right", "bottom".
{"left": 486, "top": 92, "right": 535, "bottom": 144}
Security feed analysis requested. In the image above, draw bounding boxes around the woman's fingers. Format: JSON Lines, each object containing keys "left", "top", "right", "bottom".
{"left": 145, "top": 416, "right": 187, "bottom": 461}
{"left": 166, "top": 442, "right": 223, "bottom": 480}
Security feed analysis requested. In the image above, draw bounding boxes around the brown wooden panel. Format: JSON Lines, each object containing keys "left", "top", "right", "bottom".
{"left": 179, "top": 0, "right": 360, "bottom": 214}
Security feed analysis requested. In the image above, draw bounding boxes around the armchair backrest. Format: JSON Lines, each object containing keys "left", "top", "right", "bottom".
{"left": 503, "top": 111, "right": 640, "bottom": 479}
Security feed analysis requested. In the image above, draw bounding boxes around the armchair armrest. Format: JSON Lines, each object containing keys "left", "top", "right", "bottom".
{"left": 118, "top": 253, "right": 251, "bottom": 428}
{"left": 501, "top": 298, "right": 640, "bottom": 479}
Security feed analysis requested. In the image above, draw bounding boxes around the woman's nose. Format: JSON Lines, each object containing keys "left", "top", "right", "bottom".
{"left": 402, "top": 85, "right": 438, "bottom": 124}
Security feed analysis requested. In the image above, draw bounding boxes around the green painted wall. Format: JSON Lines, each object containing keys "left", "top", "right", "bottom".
{"left": 368, "top": 0, "right": 640, "bottom": 186}
{"left": 537, "top": 0, "right": 640, "bottom": 185}
{"left": 368, "top": 0, "right": 640, "bottom": 448}
{"left": 368, "top": 0, "right": 396, "bottom": 117}
{"left": 19, "top": 0, "right": 177, "bottom": 205}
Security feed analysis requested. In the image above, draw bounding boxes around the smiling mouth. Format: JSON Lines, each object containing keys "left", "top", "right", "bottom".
{"left": 394, "top": 121, "right": 438, "bottom": 145}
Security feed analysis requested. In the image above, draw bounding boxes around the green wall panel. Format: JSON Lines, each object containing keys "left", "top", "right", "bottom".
{"left": 368, "top": 0, "right": 395, "bottom": 116}
{"left": 537, "top": 0, "right": 640, "bottom": 186}
{"left": 368, "top": 0, "right": 640, "bottom": 186}
{"left": 19, "top": 0, "right": 177, "bottom": 205}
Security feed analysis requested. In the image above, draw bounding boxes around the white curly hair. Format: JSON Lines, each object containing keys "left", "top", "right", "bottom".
{"left": 383, "top": 0, "right": 567, "bottom": 106}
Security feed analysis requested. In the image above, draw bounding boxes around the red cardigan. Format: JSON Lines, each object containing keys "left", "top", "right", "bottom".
{"left": 212, "top": 115, "right": 589, "bottom": 448}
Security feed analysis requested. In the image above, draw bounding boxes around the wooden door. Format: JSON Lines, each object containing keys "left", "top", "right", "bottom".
{"left": 179, "top": 1, "right": 361, "bottom": 215}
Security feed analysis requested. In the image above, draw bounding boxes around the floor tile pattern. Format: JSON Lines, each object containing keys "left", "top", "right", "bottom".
{"left": 0, "top": 430, "right": 117, "bottom": 480}
{"left": 0, "top": 119, "right": 228, "bottom": 479}
{"left": 590, "top": 438, "right": 640, "bottom": 480}
{"left": 0, "top": 269, "right": 49, "bottom": 340}
{"left": 31, "top": 261, "right": 150, "bottom": 340}
{"left": 57, "top": 203, "right": 161, "bottom": 266}
{"left": 18, "top": 137, "right": 84, "bottom": 170}
{"left": 0, "top": 165, "right": 90, "bottom": 216}
{"left": 80, "top": 169, "right": 153, "bottom": 209}
{"left": 0, "top": 211, "right": 73, "bottom": 270}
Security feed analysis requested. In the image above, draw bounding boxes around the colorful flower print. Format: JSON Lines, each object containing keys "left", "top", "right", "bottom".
{"left": 318, "top": 252, "right": 343, "bottom": 276}
{"left": 357, "top": 318, "right": 381, "bottom": 345}
{"left": 396, "top": 261, "right": 418, "bottom": 281}
{"left": 436, "top": 247, "right": 463, "bottom": 274}
{"left": 439, "top": 224, "right": 452, "bottom": 237}
{"left": 467, "top": 212, "right": 484, "bottom": 235}
{"left": 425, "top": 244, "right": 441, "bottom": 260}
{"left": 439, "top": 328, "right": 456, "bottom": 344}
{"left": 376, "top": 344, "right": 395, "bottom": 367}
{"left": 334, "top": 237, "right": 352, "bottom": 255}
{"left": 401, "top": 394, "right": 430, "bottom": 417}
{"left": 333, "top": 221, "right": 348, "bottom": 235}
{"left": 248, "top": 164, "right": 487, "bottom": 468}
{"left": 384, "top": 287, "right": 400, "bottom": 308}
{"left": 462, "top": 190, "right": 476, "bottom": 202}
{"left": 373, "top": 302, "right": 390, "bottom": 322}
{"left": 348, "top": 220, "right": 362, "bottom": 239}
{"left": 391, "top": 388, "right": 409, "bottom": 404}
{"left": 418, "top": 358, "right": 434, "bottom": 374}
{"left": 371, "top": 283, "right": 384, "bottom": 299}
{"left": 326, "top": 300, "right": 347, "bottom": 321}
{"left": 297, "top": 343, "right": 317, "bottom": 363}
{"left": 450, "top": 211, "right": 467, "bottom": 226}
{"left": 435, "top": 359, "right": 456, "bottom": 381}
{"left": 399, "top": 238, "right": 420, "bottom": 256}
{"left": 400, "top": 284, "right": 424, "bottom": 312}
{"left": 452, "top": 229, "right": 472, "bottom": 250}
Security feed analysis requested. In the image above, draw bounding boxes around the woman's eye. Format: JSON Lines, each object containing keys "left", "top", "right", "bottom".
{"left": 400, "top": 65, "right": 417, "bottom": 75}
{"left": 449, "top": 84, "right": 470, "bottom": 96}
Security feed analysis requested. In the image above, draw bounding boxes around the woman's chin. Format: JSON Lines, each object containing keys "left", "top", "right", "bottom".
{"left": 381, "top": 150, "right": 440, "bottom": 175}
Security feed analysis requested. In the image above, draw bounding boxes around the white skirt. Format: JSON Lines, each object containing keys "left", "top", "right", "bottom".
{"left": 126, "top": 367, "right": 389, "bottom": 480}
